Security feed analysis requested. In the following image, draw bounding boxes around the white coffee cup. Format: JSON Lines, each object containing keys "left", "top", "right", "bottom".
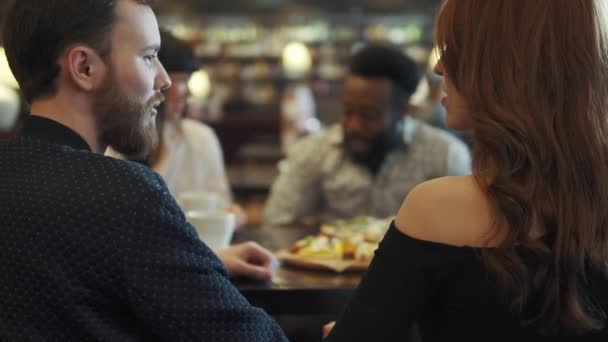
{"left": 178, "top": 191, "right": 221, "bottom": 213}
{"left": 187, "top": 211, "right": 236, "bottom": 251}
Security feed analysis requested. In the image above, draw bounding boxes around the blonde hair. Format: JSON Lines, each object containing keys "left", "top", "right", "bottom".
{"left": 435, "top": 0, "right": 608, "bottom": 334}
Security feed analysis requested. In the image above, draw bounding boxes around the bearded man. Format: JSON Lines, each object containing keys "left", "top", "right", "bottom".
{"left": 0, "top": 0, "right": 286, "bottom": 340}
{"left": 265, "top": 45, "right": 471, "bottom": 226}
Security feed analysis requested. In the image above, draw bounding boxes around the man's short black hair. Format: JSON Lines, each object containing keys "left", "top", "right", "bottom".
{"left": 2, "top": 0, "right": 153, "bottom": 103}
{"left": 349, "top": 44, "right": 421, "bottom": 107}
{"left": 158, "top": 30, "right": 199, "bottom": 74}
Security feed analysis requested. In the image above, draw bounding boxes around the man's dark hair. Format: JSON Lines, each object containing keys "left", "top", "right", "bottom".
{"left": 349, "top": 44, "right": 421, "bottom": 109}
{"left": 2, "top": 0, "right": 152, "bottom": 103}
{"left": 158, "top": 30, "right": 199, "bottom": 74}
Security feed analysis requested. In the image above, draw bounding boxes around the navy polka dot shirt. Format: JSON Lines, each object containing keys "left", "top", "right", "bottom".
{"left": 0, "top": 115, "right": 287, "bottom": 341}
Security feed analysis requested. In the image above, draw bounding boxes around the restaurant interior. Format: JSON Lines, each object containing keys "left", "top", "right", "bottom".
{"left": 5, "top": 0, "right": 608, "bottom": 340}
{"left": 0, "top": 0, "right": 443, "bottom": 219}
{"left": 0, "top": 0, "right": 445, "bottom": 341}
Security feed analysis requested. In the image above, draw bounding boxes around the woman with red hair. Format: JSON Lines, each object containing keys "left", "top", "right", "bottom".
{"left": 325, "top": 0, "right": 608, "bottom": 340}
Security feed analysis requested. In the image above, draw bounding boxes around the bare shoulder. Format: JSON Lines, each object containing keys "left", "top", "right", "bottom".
{"left": 395, "top": 176, "right": 496, "bottom": 247}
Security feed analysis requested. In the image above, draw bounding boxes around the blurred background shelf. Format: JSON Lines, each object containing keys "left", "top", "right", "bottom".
{"left": 0, "top": 0, "right": 444, "bottom": 230}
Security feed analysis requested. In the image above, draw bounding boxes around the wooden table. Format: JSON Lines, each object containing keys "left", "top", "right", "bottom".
{"left": 231, "top": 224, "right": 364, "bottom": 341}
{"left": 232, "top": 224, "right": 362, "bottom": 314}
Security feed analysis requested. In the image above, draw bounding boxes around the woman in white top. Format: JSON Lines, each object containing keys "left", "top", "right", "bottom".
{"left": 148, "top": 36, "right": 231, "bottom": 202}
{"left": 118, "top": 30, "right": 247, "bottom": 227}
{"left": 153, "top": 92, "right": 233, "bottom": 206}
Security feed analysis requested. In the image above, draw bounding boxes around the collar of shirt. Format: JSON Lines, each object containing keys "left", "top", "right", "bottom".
{"left": 327, "top": 115, "right": 418, "bottom": 147}
{"left": 19, "top": 114, "right": 92, "bottom": 151}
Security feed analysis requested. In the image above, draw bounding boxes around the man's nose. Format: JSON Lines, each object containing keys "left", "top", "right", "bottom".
{"left": 156, "top": 63, "right": 172, "bottom": 92}
{"left": 344, "top": 113, "right": 364, "bottom": 132}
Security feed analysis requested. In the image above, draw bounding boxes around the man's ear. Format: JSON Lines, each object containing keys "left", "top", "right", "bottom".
{"left": 62, "top": 45, "right": 108, "bottom": 92}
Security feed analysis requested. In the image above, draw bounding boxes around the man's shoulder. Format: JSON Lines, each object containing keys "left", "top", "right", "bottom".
{"left": 414, "top": 119, "right": 459, "bottom": 142}
{"left": 1, "top": 139, "right": 177, "bottom": 228}
{"left": 70, "top": 146, "right": 163, "bottom": 187}
{"left": 410, "top": 119, "right": 469, "bottom": 151}
{"left": 91, "top": 154, "right": 182, "bottom": 226}
{"left": 287, "top": 125, "right": 340, "bottom": 156}
{"left": 5, "top": 138, "right": 167, "bottom": 199}
{"left": 99, "top": 154, "right": 166, "bottom": 191}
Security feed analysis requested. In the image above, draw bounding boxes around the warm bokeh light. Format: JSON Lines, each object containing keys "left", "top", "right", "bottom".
{"left": 282, "top": 42, "right": 312, "bottom": 79}
{"left": 427, "top": 46, "right": 440, "bottom": 72}
{"left": 188, "top": 69, "right": 211, "bottom": 98}
{"left": 0, "top": 47, "right": 19, "bottom": 89}
{"left": 0, "top": 84, "right": 20, "bottom": 132}
{"left": 388, "top": 28, "right": 407, "bottom": 45}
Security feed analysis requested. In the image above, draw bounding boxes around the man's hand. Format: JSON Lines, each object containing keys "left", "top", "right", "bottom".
{"left": 216, "top": 241, "right": 278, "bottom": 281}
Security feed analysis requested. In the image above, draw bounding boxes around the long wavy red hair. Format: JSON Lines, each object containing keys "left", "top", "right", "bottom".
{"left": 435, "top": 0, "right": 608, "bottom": 334}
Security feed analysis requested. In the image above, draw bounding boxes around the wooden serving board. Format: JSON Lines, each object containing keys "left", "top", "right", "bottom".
{"left": 276, "top": 250, "right": 370, "bottom": 273}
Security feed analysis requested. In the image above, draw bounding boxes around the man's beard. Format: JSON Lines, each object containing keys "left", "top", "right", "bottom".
{"left": 94, "top": 72, "right": 162, "bottom": 160}
{"left": 345, "top": 133, "right": 388, "bottom": 170}
{"left": 344, "top": 125, "right": 402, "bottom": 174}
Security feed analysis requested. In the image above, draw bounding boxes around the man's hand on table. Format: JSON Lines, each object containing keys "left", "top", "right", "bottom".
{"left": 217, "top": 241, "right": 279, "bottom": 281}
